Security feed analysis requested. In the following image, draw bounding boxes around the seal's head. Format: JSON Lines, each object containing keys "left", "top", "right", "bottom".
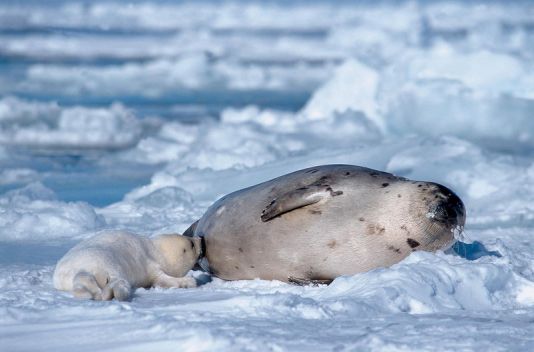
{"left": 425, "top": 183, "right": 466, "bottom": 239}
{"left": 373, "top": 177, "right": 465, "bottom": 253}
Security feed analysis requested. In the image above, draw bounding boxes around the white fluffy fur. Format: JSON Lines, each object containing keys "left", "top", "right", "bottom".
{"left": 53, "top": 231, "right": 201, "bottom": 301}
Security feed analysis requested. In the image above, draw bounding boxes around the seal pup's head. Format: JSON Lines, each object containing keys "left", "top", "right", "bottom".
{"left": 153, "top": 234, "right": 202, "bottom": 277}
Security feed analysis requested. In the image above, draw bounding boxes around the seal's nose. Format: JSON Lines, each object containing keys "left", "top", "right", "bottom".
{"left": 430, "top": 184, "right": 466, "bottom": 227}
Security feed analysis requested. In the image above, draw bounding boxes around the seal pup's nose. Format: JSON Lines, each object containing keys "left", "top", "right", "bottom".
{"left": 429, "top": 184, "right": 466, "bottom": 227}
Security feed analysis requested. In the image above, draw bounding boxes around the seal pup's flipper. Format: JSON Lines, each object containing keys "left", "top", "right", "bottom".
{"left": 288, "top": 276, "right": 333, "bottom": 286}
{"left": 101, "top": 278, "right": 132, "bottom": 301}
{"left": 261, "top": 184, "right": 343, "bottom": 222}
{"left": 72, "top": 271, "right": 103, "bottom": 300}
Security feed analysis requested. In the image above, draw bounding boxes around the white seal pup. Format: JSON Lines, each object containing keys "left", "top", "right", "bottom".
{"left": 185, "top": 164, "right": 466, "bottom": 284}
{"left": 54, "top": 231, "right": 201, "bottom": 301}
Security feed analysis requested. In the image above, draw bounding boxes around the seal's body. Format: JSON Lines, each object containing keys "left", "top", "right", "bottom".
{"left": 54, "top": 231, "right": 201, "bottom": 300}
{"left": 189, "top": 165, "right": 465, "bottom": 282}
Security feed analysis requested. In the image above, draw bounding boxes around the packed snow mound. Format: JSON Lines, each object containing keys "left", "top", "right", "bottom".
{"left": 298, "top": 48, "right": 534, "bottom": 150}
{"left": 325, "top": 251, "right": 533, "bottom": 314}
{"left": 119, "top": 118, "right": 283, "bottom": 169}
{"left": 0, "top": 183, "right": 104, "bottom": 241}
{"left": 379, "top": 46, "right": 534, "bottom": 149}
{"left": 300, "top": 59, "right": 383, "bottom": 130}
{"left": 0, "top": 97, "right": 142, "bottom": 149}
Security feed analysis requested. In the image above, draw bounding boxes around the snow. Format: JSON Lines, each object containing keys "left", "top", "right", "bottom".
{"left": 1, "top": 0, "right": 534, "bottom": 351}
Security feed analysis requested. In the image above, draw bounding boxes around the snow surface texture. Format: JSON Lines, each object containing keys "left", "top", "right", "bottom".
{"left": 1, "top": 0, "right": 534, "bottom": 351}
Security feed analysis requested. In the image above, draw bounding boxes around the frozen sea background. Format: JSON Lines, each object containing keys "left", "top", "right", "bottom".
{"left": 1, "top": 0, "right": 534, "bottom": 350}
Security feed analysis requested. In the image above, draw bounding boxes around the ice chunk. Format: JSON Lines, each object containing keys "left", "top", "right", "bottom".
{"left": 300, "top": 59, "right": 384, "bottom": 131}
{"left": 0, "top": 97, "right": 142, "bottom": 150}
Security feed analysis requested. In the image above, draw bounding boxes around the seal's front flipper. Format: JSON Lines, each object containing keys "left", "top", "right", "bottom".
{"left": 288, "top": 276, "right": 333, "bottom": 286}
{"left": 261, "top": 184, "right": 343, "bottom": 222}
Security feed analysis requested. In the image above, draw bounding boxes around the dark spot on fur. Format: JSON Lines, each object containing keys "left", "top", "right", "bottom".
{"left": 359, "top": 217, "right": 365, "bottom": 222}
{"left": 387, "top": 245, "right": 401, "bottom": 254}
{"left": 418, "top": 184, "right": 422, "bottom": 188}
{"left": 306, "top": 169, "right": 319, "bottom": 174}
{"left": 407, "top": 238, "right": 420, "bottom": 248}
{"left": 250, "top": 265, "right": 255, "bottom": 269}
{"left": 423, "top": 197, "right": 427, "bottom": 201}
{"left": 397, "top": 194, "right": 402, "bottom": 198}
{"left": 385, "top": 191, "right": 390, "bottom": 194}
{"left": 234, "top": 265, "right": 239, "bottom": 270}
{"left": 297, "top": 187, "right": 308, "bottom": 191}
{"left": 311, "top": 176, "right": 330, "bottom": 187}
{"left": 238, "top": 247, "right": 243, "bottom": 253}
{"left": 183, "top": 249, "right": 187, "bottom": 253}
{"left": 325, "top": 186, "right": 343, "bottom": 196}
{"left": 309, "top": 209, "right": 322, "bottom": 215}
{"left": 367, "top": 223, "right": 386, "bottom": 235}
{"left": 327, "top": 240, "right": 337, "bottom": 248}
{"left": 382, "top": 183, "right": 389, "bottom": 188}
{"left": 370, "top": 172, "right": 379, "bottom": 178}
{"left": 345, "top": 172, "right": 350, "bottom": 175}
